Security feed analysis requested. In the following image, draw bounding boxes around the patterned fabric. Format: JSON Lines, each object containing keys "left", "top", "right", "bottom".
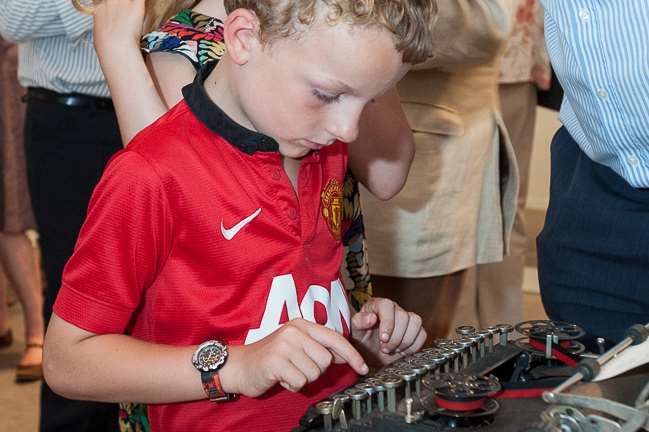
{"left": 542, "top": 0, "right": 649, "bottom": 188}
{"left": 141, "top": 9, "right": 225, "bottom": 71}
{"left": 499, "top": 0, "right": 550, "bottom": 88}
{"left": 119, "top": 403, "right": 150, "bottom": 432}
{"left": 0, "top": 38, "right": 36, "bottom": 233}
{"left": 341, "top": 169, "right": 372, "bottom": 310}
{"left": 141, "top": 9, "right": 372, "bottom": 303}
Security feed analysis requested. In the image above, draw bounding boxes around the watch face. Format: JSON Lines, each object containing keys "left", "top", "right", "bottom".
{"left": 193, "top": 341, "right": 227, "bottom": 372}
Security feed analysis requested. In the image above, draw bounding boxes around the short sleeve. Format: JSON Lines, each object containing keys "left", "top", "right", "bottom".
{"left": 140, "top": 9, "right": 225, "bottom": 71}
{"left": 54, "top": 150, "right": 172, "bottom": 335}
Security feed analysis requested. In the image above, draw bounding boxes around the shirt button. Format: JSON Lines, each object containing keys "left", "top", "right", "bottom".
{"left": 627, "top": 155, "right": 640, "bottom": 167}
{"left": 271, "top": 168, "right": 281, "bottom": 180}
{"left": 596, "top": 89, "right": 609, "bottom": 100}
{"left": 579, "top": 7, "right": 590, "bottom": 22}
{"left": 287, "top": 208, "right": 297, "bottom": 219}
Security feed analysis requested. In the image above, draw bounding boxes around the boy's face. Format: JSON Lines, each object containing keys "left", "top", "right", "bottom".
{"left": 236, "top": 20, "right": 409, "bottom": 158}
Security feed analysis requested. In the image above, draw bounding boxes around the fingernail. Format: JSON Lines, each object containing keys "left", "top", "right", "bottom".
{"left": 395, "top": 348, "right": 401, "bottom": 353}
{"left": 360, "top": 363, "right": 369, "bottom": 374}
{"left": 381, "top": 347, "right": 390, "bottom": 354}
{"left": 381, "top": 333, "right": 389, "bottom": 342}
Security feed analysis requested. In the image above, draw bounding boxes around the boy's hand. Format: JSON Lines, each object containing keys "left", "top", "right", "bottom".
{"left": 93, "top": 0, "right": 146, "bottom": 55}
{"left": 350, "top": 297, "right": 426, "bottom": 367}
{"left": 222, "top": 319, "right": 369, "bottom": 397}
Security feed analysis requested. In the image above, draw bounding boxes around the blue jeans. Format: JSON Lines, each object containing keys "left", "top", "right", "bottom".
{"left": 537, "top": 127, "right": 649, "bottom": 345}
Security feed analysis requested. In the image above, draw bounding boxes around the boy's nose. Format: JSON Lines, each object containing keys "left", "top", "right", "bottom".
{"left": 328, "top": 114, "right": 360, "bottom": 144}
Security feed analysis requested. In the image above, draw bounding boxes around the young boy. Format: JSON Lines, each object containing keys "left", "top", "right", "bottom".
{"left": 44, "top": 1, "right": 435, "bottom": 431}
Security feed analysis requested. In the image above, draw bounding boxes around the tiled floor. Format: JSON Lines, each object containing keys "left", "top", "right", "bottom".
{"left": 0, "top": 301, "right": 40, "bottom": 432}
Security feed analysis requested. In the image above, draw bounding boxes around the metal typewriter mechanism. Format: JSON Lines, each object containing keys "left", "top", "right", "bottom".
{"left": 294, "top": 320, "right": 649, "bottom": 432}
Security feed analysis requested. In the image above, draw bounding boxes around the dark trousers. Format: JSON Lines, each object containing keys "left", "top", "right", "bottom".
{"left": 537, "top": 127, "right": 649, "bottom": 345}
{"left": 24, "top": 96, "right": 122, "bottom": 432}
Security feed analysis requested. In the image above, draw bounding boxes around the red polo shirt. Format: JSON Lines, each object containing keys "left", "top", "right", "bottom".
{"left": 54, "top": 63, "right": 357, "bottom": 432}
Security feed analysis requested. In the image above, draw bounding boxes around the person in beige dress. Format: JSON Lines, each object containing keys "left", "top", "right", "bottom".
{"left": 361, "top": 0, "right": 519, "bottom": 342}
{"left": 479, "top": 0, "right": 550, "bottom": 329}
{"left": 0, "top": 37, "right": 44, "bottom": 382}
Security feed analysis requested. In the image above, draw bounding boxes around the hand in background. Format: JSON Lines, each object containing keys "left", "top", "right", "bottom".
{"left": 93, "top": 0, "right": 145, "bottom": 57}
{"left": 350, "top": 297, "right": 426, "bottom": 367}
{"left": 89, "top": 0, "right": 166, "bottom": 146}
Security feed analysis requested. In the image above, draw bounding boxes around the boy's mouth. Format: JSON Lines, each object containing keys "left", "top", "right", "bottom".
{"left": 303, "top": 140, "right": 326, "bottom": 150}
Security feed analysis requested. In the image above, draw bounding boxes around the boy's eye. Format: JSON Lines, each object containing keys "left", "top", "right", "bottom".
{"left": 313, "top": 89, "right": 341, "bottom": 104}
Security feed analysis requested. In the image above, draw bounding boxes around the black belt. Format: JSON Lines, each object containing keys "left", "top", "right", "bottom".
{"left": 25, "top": 87, "right": 114, "bottom": 110}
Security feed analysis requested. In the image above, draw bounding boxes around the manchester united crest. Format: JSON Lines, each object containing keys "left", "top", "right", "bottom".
{"left": 321, "top": 178, "right": 343, "bottom": 240}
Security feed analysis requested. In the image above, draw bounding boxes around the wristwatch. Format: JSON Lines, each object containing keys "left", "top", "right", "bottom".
{"left": 192, "top": 340, "right": 237, "bottom": 402}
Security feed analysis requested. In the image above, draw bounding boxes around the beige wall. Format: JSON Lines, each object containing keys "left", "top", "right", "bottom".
{"left": 522, "top": 107, "right": 562, "bottom": 293}
{"left": 526, "top": 107, "right": 562, "bottom": 211}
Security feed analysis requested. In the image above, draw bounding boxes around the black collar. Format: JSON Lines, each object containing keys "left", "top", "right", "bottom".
{"left": 182, "top": 62, "right": 279, "bottom": 154}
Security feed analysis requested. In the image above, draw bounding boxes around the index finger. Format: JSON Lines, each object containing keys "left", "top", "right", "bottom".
{"left": 361, "top": 298, "right": 396, "bottom": 343}
{"left": 294, "top": 319, "right": 369, "bottom": 375}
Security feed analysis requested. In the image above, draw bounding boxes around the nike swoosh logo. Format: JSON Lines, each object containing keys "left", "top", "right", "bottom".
{"left": 220, "top": 208, "right": 262, "bottom": 240}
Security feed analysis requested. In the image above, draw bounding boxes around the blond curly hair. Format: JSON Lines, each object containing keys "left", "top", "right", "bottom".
{"left": 71, "top": 0, "right": 199, "bottom": 34}
{"left": 224, "top": 0, "right": 437, "bottom": 64}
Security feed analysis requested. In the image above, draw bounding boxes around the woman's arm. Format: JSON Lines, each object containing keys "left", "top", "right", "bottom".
{"left": 348, "top": 88, "right": 414, "bottom": 200}
{"left": 93, "top": 0, "right": 194, "bottom": 145}
{"left": 413, "top": 0, "right": 513, "bottom": 71}
{"left": 146, "top": 52, "right": 196, "bottom": 108}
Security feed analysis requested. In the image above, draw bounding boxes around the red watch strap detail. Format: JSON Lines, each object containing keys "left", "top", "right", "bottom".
{"left": 201, "top": 371, "right": 237, "bottom": 402}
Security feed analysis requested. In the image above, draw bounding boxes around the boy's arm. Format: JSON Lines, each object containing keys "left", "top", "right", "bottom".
{"left": 0, "top": 0, "right": 92, "bottom": 42}
{"left": 348, "top": 88, "right": 415, "bottom": 200}
{"left": 44, "top": 314, "right": 205, "bottom": 403}
{"left": 44, "top": 314, "right": 369, "bottom": 403}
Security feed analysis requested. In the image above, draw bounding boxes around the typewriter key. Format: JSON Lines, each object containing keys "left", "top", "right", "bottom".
{"left": 485, "top": 326, "right": 499, "bottom": 352}
{"left": 455, "top": 325, "right": 476, "bottom": 337}
{"left": 315, "top": 401, "right": 333, "bottom": 431}
{"left": 496, "top": 323, "right": 514, "bottom": 347}
{"left": 379, "top": 375, "right": 403, "bottom": 413}
{"left": 344, "top": 388, "right": 368, "bottom": 420}
{"left": 355, "top": 382, "right": 376, "bottom": 414}
{"left": 364, "top": 378, "right": 386, "bottom": 412}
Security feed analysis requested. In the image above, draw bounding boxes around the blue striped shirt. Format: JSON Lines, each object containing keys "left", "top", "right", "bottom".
{"left": 0, "top": 1, "right": 109, "bottom": 97}
{"left": 541, "top": 1, "right": 649, "bottom": 188}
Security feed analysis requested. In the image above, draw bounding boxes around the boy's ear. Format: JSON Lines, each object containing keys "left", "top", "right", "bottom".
{"left": 224, "top": 8, "right": 261, "bottom": 65}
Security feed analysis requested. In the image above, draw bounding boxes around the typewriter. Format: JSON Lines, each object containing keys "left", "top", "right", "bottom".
{"left": 294, "top": 320, "right": 649, "bottom": 432}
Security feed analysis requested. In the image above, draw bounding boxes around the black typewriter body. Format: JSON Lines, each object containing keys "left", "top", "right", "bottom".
{"left": 293, "top": 320, "right": 649, "bottom": 432}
